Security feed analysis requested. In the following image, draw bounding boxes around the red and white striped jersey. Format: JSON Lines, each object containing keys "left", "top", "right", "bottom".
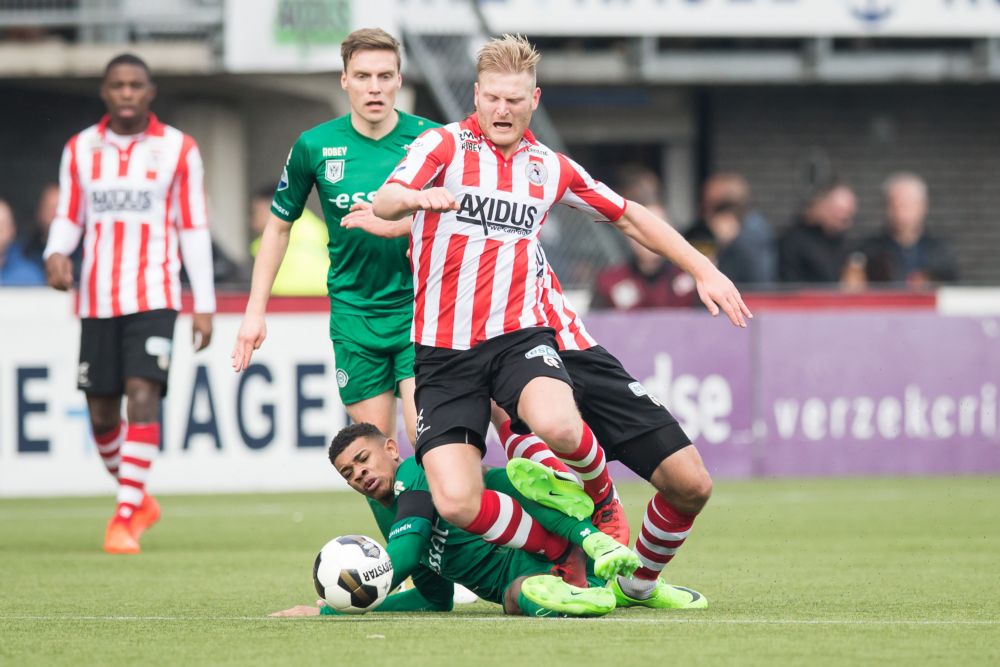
{"left": 538, "top": 258, "right": 597, "bottom": 352}
{"left": 388, "top": 114, "right": 626, "bottom": 350}
{"left": 52, "top": 114, "right": 213, "bottom": 318}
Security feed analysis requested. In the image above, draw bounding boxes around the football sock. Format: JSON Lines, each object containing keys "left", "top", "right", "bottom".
{"left": 555, "top": 424, "right": 613, "bottom": 505}
{"left": 634, "top": 493, "right": 696, "bottom": 581}
{"left": 93, "top": 420, "right": 124, "bottom": 480}
{"left": 498, "top": 420, "right": 573, "bottom": 476}
{"left": 465, "top": 489, "right": 569, "bottom": 558}
{"left": 616, "top": 574, "right": 657, "bottom": 600}
{"left": 113, "top": 423, "right": 160, "bottom": 525}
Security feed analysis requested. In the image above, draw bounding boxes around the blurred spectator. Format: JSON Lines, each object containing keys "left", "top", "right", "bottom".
{"left": 592, "top": 203, "right": 696, "bottom": 310}
{"left": 248, "top": 184, "right": 329, "bottom": 296}
{"left": 684, "top": 199, "right": 764, "bottom": 285}
{"left": 778, "top": 181, "right": 859, "bottom": 285}
{"left": 698, "top": 172, "right": 777, "bottom": 284}
{"left": 614, "top": 163, "right": 663, "bottom": 206}
{"left": 859, "top": 173, "right": 958, "bottom": 288}
{"left": 22, "top": 183, "right": 66, "bottom": 272}
{"left": 0, "top": 198, "right": 46, "bottom": 286}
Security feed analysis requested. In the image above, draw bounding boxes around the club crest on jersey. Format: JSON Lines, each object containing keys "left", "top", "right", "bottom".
{"left": 336, "top": 369, "right": 349, "bottom": 388}
{"left": 525, "top": 345, "right": 561, "bottom": 368}
{"left": 325, "top": 159, "right": 344, "bottom": 184}
{"left": 525, "top": 162, "right": 548, "bottom": 186}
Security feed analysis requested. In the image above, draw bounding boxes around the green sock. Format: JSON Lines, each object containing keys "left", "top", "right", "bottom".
{"left": 516, "top": 591, "right": 563, "bottom": 618}
{"left": 568, "top": 520, "right": 598, "bottom": 548}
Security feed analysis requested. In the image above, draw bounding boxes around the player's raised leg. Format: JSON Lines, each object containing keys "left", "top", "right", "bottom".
{"left": 492, "top": 463, "right": 638, "bottom": 581}
{"left": 515, "top": 377, "right": 630, "bottom": 545}
{"left": 422, "top": 442, "right": 569, "bottom": 560}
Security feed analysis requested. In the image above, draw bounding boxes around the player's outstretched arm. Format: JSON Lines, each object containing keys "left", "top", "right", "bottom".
{"left": 372, "top": 182, "right": 458, "bottom": 221}
{"left": 614, "top": 201, "right": 753, "bottom": 328}
{"left": 231, "top": 214, "right": 292, "bottom": 372}
{"left": 340, "top": 201, "right": 413, "bottom": 238}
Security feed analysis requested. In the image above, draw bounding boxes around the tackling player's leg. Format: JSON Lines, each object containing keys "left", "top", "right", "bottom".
{"left": 514, "top": 377, "right": 630, "bottom": 545}
{"left": 612, "top": 430, "right": 711, "bottom": 609}
{"left": 506, "top": 575, "right": 616, "bottom": 618}
{"left": 422, "top": 441, "right": 569, "bottom": 561}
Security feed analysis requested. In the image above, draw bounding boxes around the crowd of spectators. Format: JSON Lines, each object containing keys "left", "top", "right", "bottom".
{"left": 2, "top": 166, "right": 961, "bottom": 302}
{"left": 587, "top": 165, "right": 959, "bottom": 311}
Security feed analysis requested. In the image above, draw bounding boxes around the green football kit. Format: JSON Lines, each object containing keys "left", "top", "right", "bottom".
{"left": 320, "top": 458, "right": 603, "bottom": 615}
{"left": 271, "top": 111, "right": 437, "bottom": 405}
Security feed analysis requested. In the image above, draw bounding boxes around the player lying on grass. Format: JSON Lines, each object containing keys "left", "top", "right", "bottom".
{"left": 272, "top": 423, "right": 699, "bottom": 618}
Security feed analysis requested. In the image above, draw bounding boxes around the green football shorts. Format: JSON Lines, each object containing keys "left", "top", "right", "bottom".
{"left": 329, "top": 309, "right": 415, "bottom": 406}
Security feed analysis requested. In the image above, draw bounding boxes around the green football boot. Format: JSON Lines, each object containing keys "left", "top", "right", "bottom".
{"left": 609, "top": 577, "right": 709, "bottom": 610}
{"left": 581, "top": 531, "right": 640, "bottom": 580}
{"left": 505, "top": 458, "right": 593, "bottom": 521}
{"left": 520, "top": 575, "right": 617, "bottom": 617}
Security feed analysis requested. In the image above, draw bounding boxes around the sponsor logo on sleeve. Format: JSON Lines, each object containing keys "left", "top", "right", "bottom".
{"left": 277, "top": 165, "right": 289, "bottom": 191}
{"left": 336, "top": 369, "right": 349, "bottom": 388}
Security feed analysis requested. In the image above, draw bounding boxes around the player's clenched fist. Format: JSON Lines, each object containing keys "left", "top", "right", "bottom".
{"left": 410, "top": 187, "right": 459, "bottom": 213}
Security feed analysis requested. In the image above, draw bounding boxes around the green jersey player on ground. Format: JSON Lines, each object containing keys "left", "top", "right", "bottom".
{"left": 271, "top": 423, "right": 644, "bottom": 618}
{"left": 232, "top": 28, "right": 433, "bottom": 442}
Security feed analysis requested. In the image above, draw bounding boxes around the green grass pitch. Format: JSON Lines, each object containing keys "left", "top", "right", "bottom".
{"left": 2, "top": 476, "right": 998, "bottom": 666}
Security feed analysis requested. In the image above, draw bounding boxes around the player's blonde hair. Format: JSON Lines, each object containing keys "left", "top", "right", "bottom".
{"left": 476, "top": 34, "right": 540, "bottom": 83}
{"left": 341, "top": 28, "right": 401, "bottom": 70}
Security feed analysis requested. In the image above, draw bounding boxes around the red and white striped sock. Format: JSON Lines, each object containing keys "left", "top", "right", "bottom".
{"left": 113, "top": 423, "right": 160, "bottom": 524}
{"left": 93, "top": 421, "right": 124, "bottom": 481}
{"left": 465, "top": 489, "right": 569, "bottom": 558}
{"left": 498, "top": 419, "right": 573, "bottom": 475}
{"left": 555, "top": 424, "right": 613, "bottom": 504}
{"left": 634, "top": 493, "right": 696, "bottom": 580}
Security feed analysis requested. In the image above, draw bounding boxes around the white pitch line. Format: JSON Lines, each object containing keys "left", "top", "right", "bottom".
{"left": 2, "top": 616, "right": 997, "bottom": 626}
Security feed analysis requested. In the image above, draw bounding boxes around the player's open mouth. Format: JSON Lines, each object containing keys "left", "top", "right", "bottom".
{"left": 366, "top": 101, "right": 385, "bottom": 110}
{"left": 363, "top": 478, "right": 380, "bottom": 493}
{"left": 494, "top": 122, "right": 512, "bottom": 130}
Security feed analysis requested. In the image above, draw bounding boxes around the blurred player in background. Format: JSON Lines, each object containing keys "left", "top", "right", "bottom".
{"left": 232, "top": 28, "right": 436, "bottom": 444}
{"left": 374, "top": 35, "right": 750, "bottom": 606}
{"left": 43, "top": 53, "right": 216, "bottom": 554}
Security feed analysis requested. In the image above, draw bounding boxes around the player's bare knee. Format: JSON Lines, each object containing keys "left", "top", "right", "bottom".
{"left": 434, "top": 492, "right": 480, "bottom": 529}
{"left": 526, "top": 418, "right": 581, "bottom": 454}
{"left": 659, "top": 471, "right": 712, "bottom": 515}
{"left": 124, "top": 380, "right": 161, "bottom": 423}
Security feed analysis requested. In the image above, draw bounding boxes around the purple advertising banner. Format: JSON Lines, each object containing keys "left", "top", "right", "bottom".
{"left": 756, "top": 312, "right": 1000, "bottom": 476}
{"left": 449, "top": 310, "right": 999, "bottom": 479}
{"left": 578, "top": 310, "right": 756, "bottom": 479}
